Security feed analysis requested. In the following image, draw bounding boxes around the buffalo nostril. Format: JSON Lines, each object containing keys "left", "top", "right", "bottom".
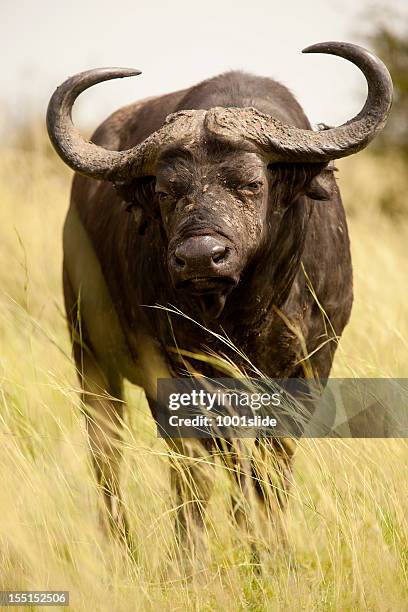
{"left": 211, "top": 245, "right": 227, "bottom": 264}
{"left": 174, "top": 254, "right": 186, "bottom": 268}
{"left": 172, "top": 236, "right": 229, "bottom": 274}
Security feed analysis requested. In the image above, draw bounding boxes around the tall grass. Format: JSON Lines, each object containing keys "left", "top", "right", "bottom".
{"left": 0, "top": 138, "right": 407, "bottom": 610}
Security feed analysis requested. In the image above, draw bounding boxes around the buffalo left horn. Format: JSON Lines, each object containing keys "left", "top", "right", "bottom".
{"left": 205, "top": 41, "right": 393, "bottom": 163}
{"left": 46, "top": 68, "right": 205, "bottom": 181}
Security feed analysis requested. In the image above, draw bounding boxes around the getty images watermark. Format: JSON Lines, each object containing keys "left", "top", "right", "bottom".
{"left": 167, "top": 387, "right": 281, "bottom": 429}
{"left": 156, "top": 378, "right": 408, "bottom": 438}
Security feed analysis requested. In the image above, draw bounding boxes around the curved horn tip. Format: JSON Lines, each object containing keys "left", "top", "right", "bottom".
{"left": 95, "top": 67, "right": 142, "bottom": 77}
{"left": 302, "top": 41, "right": 347, "bottom": 54}
{"left": 119, "top": 68, "right": 142, "bottom": 76}
{"left": 301, "top": 41, "right": 381, "bottom": 59}
{"left": 74, "top": 67, "right": 142, "bottom": 81}
{"left": 115, "top": 68, "right": 142, "bottom": 77}
{"left": 52, "top": 67, "right": 142, "bottom": 92}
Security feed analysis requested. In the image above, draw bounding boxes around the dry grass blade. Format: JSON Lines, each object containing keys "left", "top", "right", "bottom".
{"left": 0, "top": 139, "right": 408, "bottom": 610}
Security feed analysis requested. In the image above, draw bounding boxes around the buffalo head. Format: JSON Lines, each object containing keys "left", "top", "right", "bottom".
{"left": 46, "top": 42, "right": 392, "bottom": 319}
{"left": 155, "top": 139, "right": 273, "bottom": 317}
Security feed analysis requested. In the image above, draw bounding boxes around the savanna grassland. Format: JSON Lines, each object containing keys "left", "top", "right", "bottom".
{"left": 0, "top": 129, "right": 408, "bottom": 611}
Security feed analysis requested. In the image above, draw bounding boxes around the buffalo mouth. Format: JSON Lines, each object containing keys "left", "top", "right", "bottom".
{"left": 177, "top": 277, "right": 237, "bottom": 319}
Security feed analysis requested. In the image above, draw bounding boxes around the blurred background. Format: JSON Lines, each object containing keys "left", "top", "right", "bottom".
{"left": 0, "top": 0, "right": 406, "bottom": 126}
{"left": 1, "top": 0, "right": 407, "bottom": 213}
{"left": 1, "top": 2, "right": 408, "bottom": 609}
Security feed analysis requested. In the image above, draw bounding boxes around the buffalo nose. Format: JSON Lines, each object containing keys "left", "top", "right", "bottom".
{"left": 173, "top": 236, "right": 228, "bottom": 271}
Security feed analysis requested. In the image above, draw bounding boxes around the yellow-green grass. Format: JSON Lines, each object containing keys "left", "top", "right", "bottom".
{"left": 0, "top": 144, "right": 407, "bottom": 611}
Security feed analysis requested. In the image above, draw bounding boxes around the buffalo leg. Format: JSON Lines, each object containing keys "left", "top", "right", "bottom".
{"left": 250, "top": 437, "right": 296, "bottom": 547}
{"left": 147, "top": 398, "right": 216, "bottom": 559}
{"left": 169, "top": 439, "right": 215, "bottom": 561}
{"left": 63, "top": 267, "right": 129, "bottom": 545}
{"left": 215, "top": 439, "right": 254, "bottom": 529}
{"left": 79, "top": 353, "right": 129, "bottom": 543}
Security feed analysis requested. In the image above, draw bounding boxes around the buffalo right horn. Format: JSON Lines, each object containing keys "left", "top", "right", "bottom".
{"left": 205, "top": 42, "right": 393, "bottom": 163}
{"left": 46, "top": 68, "right": 205, "bottom": 182}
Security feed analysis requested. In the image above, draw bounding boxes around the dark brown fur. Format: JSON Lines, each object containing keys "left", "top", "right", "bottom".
{"left": 64, "top": 71, "right": 353, "bottom": 553}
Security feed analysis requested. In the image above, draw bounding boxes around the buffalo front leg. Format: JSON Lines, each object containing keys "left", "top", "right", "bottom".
{"left": 168, "top": 438, "right": 215, "bottom": 565}
{"left": 250, "top": 437, "right": 296, "bottom": 549}
{"left": 63, "top": 265, "right": 130, "bottom": 546}
{"left": 215, "top": 438, "right": 254, "bottom": 530}
{"left": 147, "top": 399, "right": 216, "bottom": 562}
{"left": 75, "top": 347, "right": 130, "bottom": 546}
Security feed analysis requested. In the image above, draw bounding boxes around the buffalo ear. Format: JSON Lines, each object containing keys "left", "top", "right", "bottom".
{"left": 305, "top": 163, "right": 336, "bottom": 201}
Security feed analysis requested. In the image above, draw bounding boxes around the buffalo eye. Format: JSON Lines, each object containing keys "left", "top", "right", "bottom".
{"left": 156, "top": 190, "right": 174, "bottom": 205}
{"left": 237, "top": 181, "right": 263, "bottom": 195}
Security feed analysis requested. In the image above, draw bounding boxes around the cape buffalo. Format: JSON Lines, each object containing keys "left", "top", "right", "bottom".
{"left": 47, "top": 42, "right": 392, "bottom": 553}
